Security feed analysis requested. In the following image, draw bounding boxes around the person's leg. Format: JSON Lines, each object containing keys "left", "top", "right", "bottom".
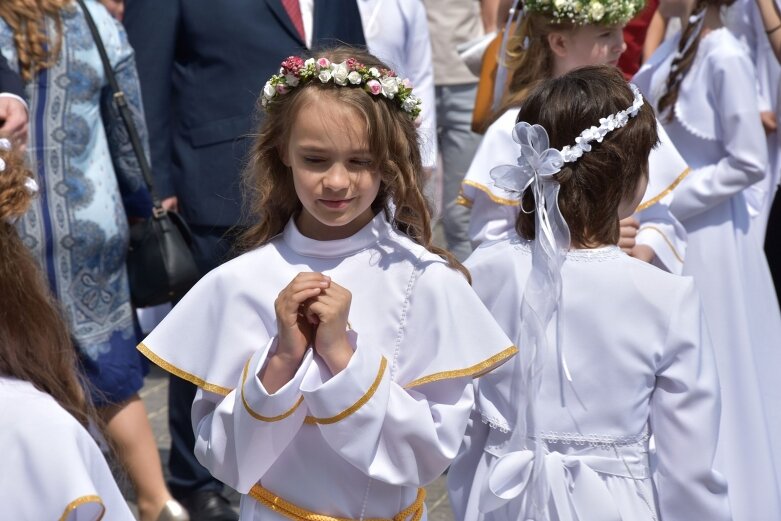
{"left": 167, "top": 225, "right": 239, "bottom": 521}
{"left": 101, "top": 396, "right": 185, "bottom": 521}
{"left": 438, "top": 83, "right": 482, "bottom": 261}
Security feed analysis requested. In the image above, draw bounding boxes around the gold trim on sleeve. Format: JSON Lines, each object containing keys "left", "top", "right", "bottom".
{"left": 456, "top": 192, "right": 474, "bottom": 208}
{"left": 462, "top": 180, "right": 520, "bottom": 207}
{"left": 137, "top": 342, "right": 232, "bottom": 396}
{"left": 304, "top": 357, "right": 388, "bottom": 425}
{"left": 403, "top": 345, "right": 518, "bottom": 389}
{"left": 637, "top": 226, "right": 684, "bottom": 264}
{"left": 636, "top": 167, "right": 691, "bottom": 212}
{"left": 59, "top": 495, "right": 104, "bottom": 521}
{"left": 240, "top": 357, "right": 304, "bottom": 422}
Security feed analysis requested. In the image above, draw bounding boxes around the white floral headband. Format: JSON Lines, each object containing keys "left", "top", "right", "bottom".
{"left": 261, "top": 56, "right": 422, "bottom": 119}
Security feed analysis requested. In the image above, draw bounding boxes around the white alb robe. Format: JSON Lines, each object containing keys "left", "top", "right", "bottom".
{"left": 139, "top": 213, "right": 516, "bottom": 521}
{"left": 448, "top": 238, "right": 730, "bottom": 521}
{"left": 634, "top": 27, "right": 781, "bottom": 521}
{"left": 358, "top": 0, "right": 438, "bottom": 169}
{"left": 0, "top": 377, "right": 134, "bottom": 521}
{"left": 459, "top": 110, "right": 689, "bottom": 274}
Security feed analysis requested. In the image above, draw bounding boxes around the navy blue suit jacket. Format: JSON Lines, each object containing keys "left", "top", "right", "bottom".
{"left": 124, "top": 0, "right": 366, "bottom": 226}
{"left": 0, "top": 53, "right": 24, "bottom": 98}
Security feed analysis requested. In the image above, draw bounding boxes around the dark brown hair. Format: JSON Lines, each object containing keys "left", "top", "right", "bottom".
{"left": 0, "top": 0, "right": 72, "bottom": 82}
{"left": 515, "top": 65, "right": 658, "bottom": 247}
{"left": 0, "top": 146, "right": 95, "bottom": 427}
{"left": 657, "top": 0, "right": 736, "bottom": 120}
{"left": 240, "top": 46, "right": 468, "bottom": 279}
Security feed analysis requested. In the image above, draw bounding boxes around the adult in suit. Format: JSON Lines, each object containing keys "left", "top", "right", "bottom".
{"left": 0, "top": 53, "right": 27, "bottom": 146}
{"left": 123, "top": 3, "right": 365, "bottom": 520}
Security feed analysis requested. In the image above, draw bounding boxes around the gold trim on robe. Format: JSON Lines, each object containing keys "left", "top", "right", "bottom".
{"left": 137, "top": 342, "right": 232, "bottom": 396}
{"left": 461, "top": 180, "right": 520, "bottom": 207}
{"left": 637, "top": 226, "right": 685, "bottom": 264}
{"left": 403, "top": 345, "right": 518, "bottom": 389}
{"left": 636, "top": 167, "right": 691, "bottom": 212}
{"left": 59, "top": 495, "right": 104, "bottom": 521}
{"left": 240, "top": 358, "right": 305, "bottom": 422}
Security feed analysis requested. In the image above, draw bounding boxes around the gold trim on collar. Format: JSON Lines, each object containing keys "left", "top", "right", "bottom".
{"left": 137, "top": 342, "right": 232, "bottom": 396}
{"left": 403, "top": 345, "right": 518, "bottom": 389}
{"left": 59, "top": 495, "right": 104, "bottom": 521}
{"left": 304, "top": 357, "right": 388, "bottom": 425}
{"left": 637, "top": 225, "right": 684, "bottom": 264}
{"left": 636, "top": 167, "right": 691, "bottom": 212}
{"left": 240, "top": 357, "right": 304, "bottom": 422}
{"left": 462, "top": 180, "right": 520, "bottom": 207}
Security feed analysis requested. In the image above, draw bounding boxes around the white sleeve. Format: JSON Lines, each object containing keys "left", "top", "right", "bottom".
{"left": 466, "top": 190, "right": 518, "bottom": 248}
{"left": 635, "top": 195, "right": 687, "bottom": 274}
{"left": 192, "top": 339, "right": 315, "bottom": 493}
{"left": 300, "top": 338, "right": 475, "bottom": 487}
{"left": 650, "top": 280, "right": 731, "bottom": 520}
{"left": 404, "top": 0, "right": 438, "bottom": 169}
{"left": 669, "top": 52, "right": 768, "bottom": 221}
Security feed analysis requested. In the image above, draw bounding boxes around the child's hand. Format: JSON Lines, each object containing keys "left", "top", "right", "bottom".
{"left": 302, "top": 280, "right": 353, "bottom": 375}
{"left": 618, "top": 217, "right": 639, "bottom": 253}
{"left": 274, "top": 272, "right": 331, "bottom": 366}
{"left": 761, "top": 111, "right": 777, "bottom": 135}
{"left": 631, "top": 244, "right": 656, "bottom": 264}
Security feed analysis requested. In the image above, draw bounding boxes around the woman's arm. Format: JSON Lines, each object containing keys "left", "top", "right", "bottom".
{"left": 756, "top": 0, "right": 781, "bottom": 62}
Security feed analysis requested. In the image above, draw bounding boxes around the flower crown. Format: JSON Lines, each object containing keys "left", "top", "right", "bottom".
{"left": 261, "top": 56, "right": 422, "bottom": 119}
{"left": 524, "top": 0, "right": 645, "bottom": 26}
{"left": 0, "top": 138, "right": 38, "bottom": 225}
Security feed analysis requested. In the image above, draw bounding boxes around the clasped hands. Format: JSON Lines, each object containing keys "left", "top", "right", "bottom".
{"left": 261, "top": 273, "right": 353, "bottom": 393}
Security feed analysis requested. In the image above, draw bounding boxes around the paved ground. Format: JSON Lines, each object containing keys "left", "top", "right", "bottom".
{"left": 137, "top": 364, "right": 456, "bottom": 520}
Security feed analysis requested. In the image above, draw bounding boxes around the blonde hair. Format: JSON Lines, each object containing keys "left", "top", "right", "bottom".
{"left": 240, "top": 47, "right": 468, "bottom": 279}
{"left": 0, "top": 0, "right": 72, "bottom": 82}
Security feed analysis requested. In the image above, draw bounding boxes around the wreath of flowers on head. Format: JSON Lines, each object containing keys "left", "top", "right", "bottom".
{"left": 261, "top": 56, "right": 422, "bottom": 119}
{"left": 524, "top": 0, "right": 645, "bottom": 26}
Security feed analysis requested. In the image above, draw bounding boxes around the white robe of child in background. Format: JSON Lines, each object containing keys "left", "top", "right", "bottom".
{"left": 459, "top": 110, "right": 689, "bottom": 274}
{"left": 447, "top": 238, "right": 730, "bottom": 521}
{"left": 635, "top": 27, "right": 781, "bottom": 521}
{"left": 0, "top": 377, "right": 135, "bottom": 521}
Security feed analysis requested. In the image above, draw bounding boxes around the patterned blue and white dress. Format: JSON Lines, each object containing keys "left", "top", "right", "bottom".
{"left": 0, "top": 1, "right": 152, "bottom": 405}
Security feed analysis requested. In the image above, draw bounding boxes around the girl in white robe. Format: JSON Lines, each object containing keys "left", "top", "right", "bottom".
{"left": 138, "top": 48, "right": 516, "bottom": 521}
{"left": 633, "top": 0, "right": 781, "bottom": 518}
{"left": 448, "top": 65, "right": 730, "bottom": 521}
{"left": 460, "top": 3, "right": 689, "bottom": 274}
{"left": 0, "top": 143, "right": 137, "bottom": 521}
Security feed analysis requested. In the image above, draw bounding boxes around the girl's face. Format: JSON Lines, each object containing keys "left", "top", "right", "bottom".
{"left": 284, "top": 98, "right": 381, "bottom": 241}
{"left": 550, "top": 24, "right": 627, "bottom": 76}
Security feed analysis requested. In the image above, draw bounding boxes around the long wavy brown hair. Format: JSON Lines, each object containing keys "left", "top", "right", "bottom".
{"left": 0, "top": 0, "right": 72, "bottom": 82}
{"left": 240, "top": 47, "right": 468, "bottom": 279}
{"left": 0, "top": 146, "right": 95, "bottom": 427}
{"left": 493, "top": 12, "right": 576, "bottom": 124}
{"left": 657, "top": 0, "right": 735, "bottom": 120}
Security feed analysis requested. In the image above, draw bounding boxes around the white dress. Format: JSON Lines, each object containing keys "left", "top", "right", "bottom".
{"left": 0, "top": 377, "right": 134, "bottom": 521}
{"left": 460, "top": 110, "right": 689, "bottom": 274}
{"left": 358, "top": 0, "right": 438, "bottom": 169}
{"left": 447, "top": 238, "right": 730, "bottom": 521}
{"left": 634, "top": 27, "right": 781, "bottom": 521}
{"left": 139, "top": 213, "right": 516, "bottom": 521}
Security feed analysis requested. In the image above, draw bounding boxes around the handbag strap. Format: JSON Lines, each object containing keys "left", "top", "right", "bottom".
{"left": 74, "top": 0, "right": 163, "bottom": 212}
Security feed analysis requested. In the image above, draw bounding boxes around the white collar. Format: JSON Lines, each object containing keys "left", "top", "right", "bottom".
{"left": 283, "top": 211, "right": 389, "bottom": 258}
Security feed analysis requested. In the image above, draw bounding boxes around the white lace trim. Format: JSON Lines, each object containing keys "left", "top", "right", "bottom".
{"left": 510, "top": 238, "right": 623, "bottom": 262}
{"left": 536, "top": 430, "right": 650, "bottom": 449}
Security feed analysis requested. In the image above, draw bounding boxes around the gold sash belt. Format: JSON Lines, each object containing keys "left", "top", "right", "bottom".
{"left": 249, "top": 484, "right": 426, "bottom": 521}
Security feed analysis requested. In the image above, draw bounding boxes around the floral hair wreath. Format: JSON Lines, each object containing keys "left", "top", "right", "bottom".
{"left": 0, "top": 138, "right": 38, "bottom": 225}
{"left": 524, "top": 0, "right": 645, "bottom": 26}
{"left": 261, "top": 56, "right": 422, "bottom": 119}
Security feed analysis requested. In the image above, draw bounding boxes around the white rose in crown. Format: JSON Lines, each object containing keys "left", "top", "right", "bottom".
{"left": 318, "top": 70, "right": 332, "bottom": 83}
{"left": 263, "top": 82, "right": 276, "bottom": 99}
{"left": 402, "top": 95, "right": 419, "bottom": 113}
{"left": 369, "top": 67, "right": 381, "bottom": 78}
{"left": 589, "top": 2, "right": 606, "bottom": 21}
{"left": 285, "top": 74, "right": 300, "bottom": 87}
{"left": 332, "top": 62, "right": 350, "bottom": 86}
{"left": 380, "top": 77, "right": 400, "bottom": 98}
{"left": 347, "top": 71, "right": 362, "bottom": 85}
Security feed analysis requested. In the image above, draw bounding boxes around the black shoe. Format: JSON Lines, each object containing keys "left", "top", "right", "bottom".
{"left": 179, "top": 490, "right": 238, "bottom": 521}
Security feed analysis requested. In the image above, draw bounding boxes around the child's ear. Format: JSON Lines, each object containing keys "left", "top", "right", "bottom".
{"left": 547, "top": 32, "right": 570, "bottom": 59}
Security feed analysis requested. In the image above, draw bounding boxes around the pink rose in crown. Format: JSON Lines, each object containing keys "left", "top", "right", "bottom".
{"left": 281, "top": 56, "right": 304, "bottom": 75}
{"left": 367, "top": 80, "right": 382, "bottom": 96}
{"left": 346, "top": 58, "right": 358, "bottom": 70}
{"left": 317, "top": 58, "right": 331, "bottom": 69}
{"left": 276, "top": 84, "right": 289, "bottom": 94}
{"left": 402, "top": 78, "right": 412, "bottom": 89}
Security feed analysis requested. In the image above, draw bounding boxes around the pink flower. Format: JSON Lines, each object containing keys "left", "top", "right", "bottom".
{"left": 276, "top": 84, "right": 289, "bottom": 94}
{"left": 346, "top": 58, "right": 359, "bottom": 70}
{"left": 317, "top": 57, "right": 331, "bottom": 69}
{"left": 280, "top": 56, "right": 304, "bottom": 75}
{"left": 367, "top": 80, "right": 382, "bottom": 95}
{"left": 402, "top": 78, "right": 412, "bottom": 89}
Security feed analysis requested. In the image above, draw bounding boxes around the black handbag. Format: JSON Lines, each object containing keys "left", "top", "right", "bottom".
{"left": 77, "top": 0, "right": 200, "bottom": 307}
